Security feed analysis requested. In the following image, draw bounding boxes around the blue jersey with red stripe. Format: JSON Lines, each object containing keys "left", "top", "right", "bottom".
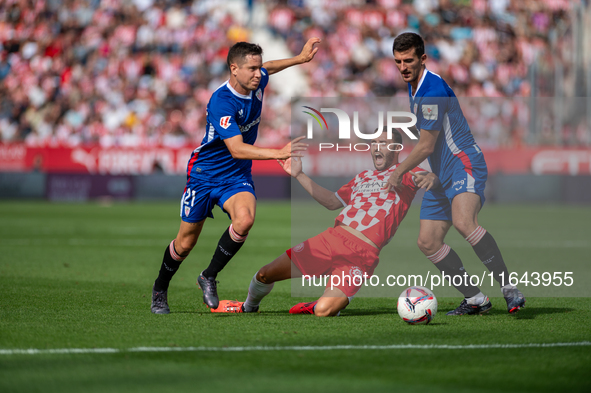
{"left": 186, "top": 68, "right": 270, "bottom": 182}
{"left": 408, "top": 70, "right": 480, "bottom": 183}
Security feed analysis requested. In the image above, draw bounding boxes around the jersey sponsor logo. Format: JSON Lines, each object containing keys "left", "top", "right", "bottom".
{"left": 255, "top": 88, "right": 262, "bottom": 101}
{"left": 242, "top": 182, "right": 253, "bottom": 188}
{"left": 353, "top": 180, "right": 387, "bottom": 194}
{"left": 293, "top": 243, "right": 305, "bottom": 252}
{"left": 220, "top": 116, "right": 232, "bottom": 129}
{"left": 238, "top": 116, "right": 261, "bottom": 133}
{"left": 422, "top": 104, "right": 438, "bottom": 121}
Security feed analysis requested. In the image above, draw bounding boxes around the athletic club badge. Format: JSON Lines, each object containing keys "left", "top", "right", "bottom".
{"left": 422, "top": 104, "right": 438, "bottom": 120}
{"left": 255, "top": 88, "right": 262, "bottom": 101}
{"left": 184, "top": 206, "right": 190, "bottom": 217}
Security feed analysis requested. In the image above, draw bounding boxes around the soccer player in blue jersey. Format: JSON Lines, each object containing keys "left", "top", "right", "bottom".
{"left": 151, "top": 38, "right": 320, "bottom": 314}
{"left": 384, "top": 32, "right": 525, "bottom": 315}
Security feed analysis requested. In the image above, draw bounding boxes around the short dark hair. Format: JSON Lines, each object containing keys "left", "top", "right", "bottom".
{"left": 392, "top": 32, "right": 424, "bottom": 58}
{"left": 227, "top": 42, "right": 263, "bottom": 69}
{"left": 374, "top": 128, "right": 403, "bottom": 144}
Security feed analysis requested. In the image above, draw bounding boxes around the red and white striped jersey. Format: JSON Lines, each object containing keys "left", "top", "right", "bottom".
{"left": 334, "top": 164, "right": 422, "bottom": 249}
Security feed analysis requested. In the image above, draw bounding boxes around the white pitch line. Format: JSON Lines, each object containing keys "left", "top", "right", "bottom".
{"left": 1, "top": 342, "right": 590, "bottom": 356}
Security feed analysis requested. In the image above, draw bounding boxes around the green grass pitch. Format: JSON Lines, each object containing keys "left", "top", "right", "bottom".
{"left": 0, "top": 201, "right": 590, "bottom": 392}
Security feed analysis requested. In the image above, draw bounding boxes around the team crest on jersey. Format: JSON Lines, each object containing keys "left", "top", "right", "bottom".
{"left": 413, "top": 103, "right": 418, "bottom": 114}
{"left": 349, "top": 266, "right": 363, "bottom": 279}
{"left": 184, "top": 206, "right": 190, "bottom": 217}
{"left": 255, "top": 88, "right": 262, "bottom": 101}
{"left": 293, "top": 243, "right": 304, "bottom": 252}
{"left": 220, "top": 116, "right": 231, "bottom": 129}
{"left": 422, "top": 104, "right": 438, "bottom": 120}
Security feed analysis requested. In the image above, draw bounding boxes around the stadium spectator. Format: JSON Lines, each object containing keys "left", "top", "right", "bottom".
{"left": 0, "top": 0, "right": 581, "bottom": 149}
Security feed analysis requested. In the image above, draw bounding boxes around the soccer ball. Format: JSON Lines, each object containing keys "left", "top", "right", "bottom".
{"left": 397, "top": 286, "right": 437, "bottom": 325}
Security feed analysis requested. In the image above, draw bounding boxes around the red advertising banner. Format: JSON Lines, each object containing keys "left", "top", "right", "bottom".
{"left": 298, "top": 148, "right": 591, "bottom": 176}
{"left": 0, "top": 144, "right": 286, "bottom": 175}
{"left": 1, "top": 144, "right": 590, "bottom": 176}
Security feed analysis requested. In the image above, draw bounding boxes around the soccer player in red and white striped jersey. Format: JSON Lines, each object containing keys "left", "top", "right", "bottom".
{"left": 213, "top": 129, "right": 437, "bottom": 316}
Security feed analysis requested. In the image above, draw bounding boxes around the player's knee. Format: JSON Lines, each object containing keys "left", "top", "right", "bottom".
{"left": 314, "top": 302, "right": 341, "bottom": 317}
{"left": 233, "top": 214, "right": 255, "bottom": 235}
{"left": 256, "top": 267, "right": 271, "bottom": 284}
{"left": 417, "top": 237, "right": 439, "bottom": 256}
{"left": 453, "top": 219, "right": 476, "bottom": 238}
{"left": 175, "top": 237, "right": 196, "bottom": 255}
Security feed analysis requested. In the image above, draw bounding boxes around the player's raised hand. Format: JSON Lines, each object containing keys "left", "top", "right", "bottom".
{"left": 277, "top": 156, "right": 303, "bottom": 178}
{"left": 277, "top": 136, "right": 308, "bottom": 160}
{"left": 410, "top": 171, "right": 439, "bottom": 191}
{"left": 298, "top": 37, "right": 321, "bottom": 64}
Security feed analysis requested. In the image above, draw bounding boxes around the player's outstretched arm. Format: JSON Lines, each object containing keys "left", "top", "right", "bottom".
{"left": 225, "top": 135, "right": 308, "bottom": 160}
{"left": 278, "top": 157, "right": 343, "bottom": 210}
{"left": 383, "top": 129, "right": 439, "bottom": 192}
{"left": 262, "top": 37, "right": 321, "bottom": 75}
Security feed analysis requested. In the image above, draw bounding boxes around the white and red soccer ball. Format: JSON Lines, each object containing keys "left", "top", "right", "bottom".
{"left": 397, "top": 286, "right": 437, "bottom": 325}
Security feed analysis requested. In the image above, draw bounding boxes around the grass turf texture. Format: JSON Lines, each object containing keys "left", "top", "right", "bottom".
{"left": 0, "top": 201, "right": 590, "bottom": 392}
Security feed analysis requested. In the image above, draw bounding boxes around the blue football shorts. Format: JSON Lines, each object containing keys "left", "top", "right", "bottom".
{"left": 420, "top": 148, "right": 487, "bottom": 221}
{"left": 180, "top": 177, "right": 256, "bottom": 223}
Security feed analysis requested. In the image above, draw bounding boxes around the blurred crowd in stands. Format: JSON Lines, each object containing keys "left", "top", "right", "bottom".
{"left": 0, "top": 0, "right": 585, "bottom": 149}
